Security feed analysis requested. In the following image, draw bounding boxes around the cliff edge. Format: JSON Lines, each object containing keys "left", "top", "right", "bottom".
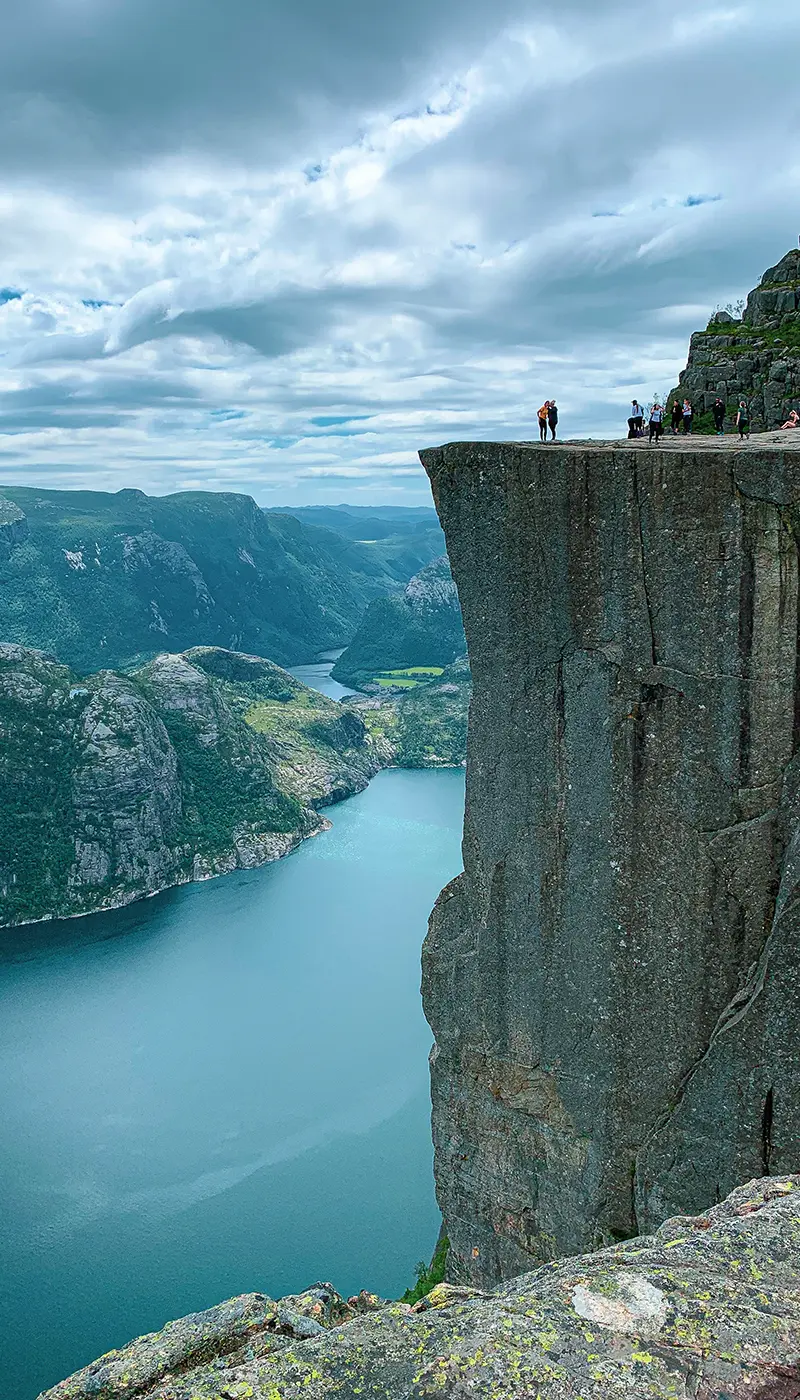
{"left": 421, "top": 434, "right": 800, "bottom": 1285}
{"left": 38, "top": 1178, "right": 800, "bottom": 1399}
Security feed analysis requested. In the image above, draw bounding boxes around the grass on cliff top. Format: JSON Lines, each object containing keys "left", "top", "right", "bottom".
{"left": 702, "top": 316, "right": 800, "bottom": 354}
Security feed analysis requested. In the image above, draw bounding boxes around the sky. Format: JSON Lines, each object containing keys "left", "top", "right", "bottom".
{"left": 0, "top": 0, "right": 798, "bottom": 506}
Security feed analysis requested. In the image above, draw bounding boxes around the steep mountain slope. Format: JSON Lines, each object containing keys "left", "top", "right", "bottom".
{"left": 671, "top": 247, "right": 800, "bottom": 430}
{"left": 0, "top": 486, "right": 407, "bottom": 674}
{"left": 332, "top": 556, "right": 466, "bottom": 688}
{"left": 0, "top": 644, "right": 386, "bottom": 927}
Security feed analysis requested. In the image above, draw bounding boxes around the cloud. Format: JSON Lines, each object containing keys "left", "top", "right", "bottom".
{"left": 0, "top": 0, "right": 798, "bottom": 503}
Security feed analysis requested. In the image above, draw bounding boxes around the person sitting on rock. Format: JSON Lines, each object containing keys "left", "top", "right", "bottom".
{"left": 548, "top": 400, "right": 559, "bottom": 440}
{"left": 736, "top": 400, "right": 750, "bottom": 439}
{"left": 538, "top": 401, "right": 550, "bottom": 442}
{"left": 781, "top": 409, "right": 800, "bottom": 429}
{"left": 713, "top": 398, "right": 726, "bottom": 434}
{"left": 670, "top": 399, "right": 683, "bottom": 435}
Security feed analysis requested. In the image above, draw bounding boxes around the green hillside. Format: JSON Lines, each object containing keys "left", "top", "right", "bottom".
{"left": 266, "top": 505, "right": 445, "bottom": 583}
{"left": 0, "top": 644, "right": 386, "bottom": 927}
{"left": 332, "top": 556, "right": 466, "bottom": 689}
{"left": 0, "top": 486, "right": 410, "bottom": 675}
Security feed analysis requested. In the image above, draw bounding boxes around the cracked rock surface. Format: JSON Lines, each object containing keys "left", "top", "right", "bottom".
{"left": 420, "top": 436, "right": 800, "bottom": 1285}
{"left": 39, "top": 1179, "right": 800, "bottom": 1399}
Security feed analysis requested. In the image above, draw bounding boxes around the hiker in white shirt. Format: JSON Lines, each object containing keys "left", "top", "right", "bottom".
{"left": 649, "top": 402, "right": 664, "bottom": 444}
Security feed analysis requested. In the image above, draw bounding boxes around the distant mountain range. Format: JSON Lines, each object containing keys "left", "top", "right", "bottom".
{"left": 0, "top": 489, "right": 444, "bottom": 675}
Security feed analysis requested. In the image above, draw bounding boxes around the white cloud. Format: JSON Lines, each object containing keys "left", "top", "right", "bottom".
{"left": 0, "top": 0, "right": 798, "bottom": 503}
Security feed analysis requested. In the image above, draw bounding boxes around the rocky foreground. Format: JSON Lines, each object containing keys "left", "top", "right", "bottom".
{"left": 39, "top": 1178, "right": 800, "bottom": 1399}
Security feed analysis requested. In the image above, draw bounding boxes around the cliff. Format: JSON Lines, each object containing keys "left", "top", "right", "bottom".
{"left": 673, "top": 248, "right": 800, "bottom": 430}
{"left": 0, "top": 645, "right": 386, "bottom": 927}
{"left": 420, "top": 434, "right": 800, "bottom": 1286}
{"left": 38, "top": 1177, "right": 800, "bottom": 1399}
{"left": 332, "top": 556, "right": 466, "bottom": 689}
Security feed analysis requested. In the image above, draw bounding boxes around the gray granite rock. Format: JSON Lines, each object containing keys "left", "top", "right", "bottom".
{"left": 420, "top": 435, "right": 800, "bottom": 1285}
{"left": 674, "top": 249, "right": 800, "bottom": 429}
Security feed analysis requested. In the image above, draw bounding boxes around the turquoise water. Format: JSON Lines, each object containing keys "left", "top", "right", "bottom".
{"left": 289, "top": 649, "right": 357, "bottom": 700}
{"left": 0, "top": 768, "right": 465, "bottom": 1400}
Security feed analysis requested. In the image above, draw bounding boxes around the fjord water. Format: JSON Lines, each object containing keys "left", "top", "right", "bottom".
{"left": 288, "top": 648, "right": 357, "bottom": 700}
{"left": 0, "top": 766, "right": 465, "bottom": 1400}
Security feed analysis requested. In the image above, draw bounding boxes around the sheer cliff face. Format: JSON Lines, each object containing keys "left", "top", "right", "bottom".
{"left": 420, "top": 437, "right": 800, "bottom": 1287}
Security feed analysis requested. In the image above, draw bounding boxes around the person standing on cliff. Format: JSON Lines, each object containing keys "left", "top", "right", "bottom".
{"left": 548, "top": 400, "right": 559, "bottom": 440}
{"left": 670, "top": 399, "right": 682, "bottom": 435}
{"left": 736, "top": 399, "right": 750, "bottom": 439}
{"left": 682, "top": 398, "right": 693, "bottom": 433}
{"left": 713, "top": 398, "right": 726, "bottom": 434}
{"left": 649, "top": 401, "right": 664, "bottom": 443}
{"left": 631, "top": 400, "right": 644, "bottom": 436}
{"left": 538, "top": 401, "right": 550, "bottom": 442}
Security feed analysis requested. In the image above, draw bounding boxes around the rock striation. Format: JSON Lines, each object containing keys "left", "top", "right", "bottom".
{"left": 674, "top": 248, "right": 800, "bottom": 429}
{"left": 420, "top": 434, "right": 800, "bottom": 1286}
{"left": 38, "top": 1177, "right": 800, "bottom": 1399}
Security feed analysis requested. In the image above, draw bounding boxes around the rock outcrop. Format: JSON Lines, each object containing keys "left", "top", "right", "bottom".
{"left": 38, "top": 1177, "right": 800, "bottom": 1399}
{"left": 673, "top": 248, "right": 800, "bottom": 429}
{"left": 420, "top": 435, "right": 800, "bottom": 1286}
{"left": 0, "top": 645, "right": 385, "bottom": 927}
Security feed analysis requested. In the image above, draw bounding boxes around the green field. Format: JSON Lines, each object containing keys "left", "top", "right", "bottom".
{"left": 372, "top": 666, "right": 444, "bottom": 689}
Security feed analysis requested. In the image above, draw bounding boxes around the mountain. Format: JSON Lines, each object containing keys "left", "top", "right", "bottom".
{"left": 267, "top": 504, "right": 441, "bottom": 541}
{"left": 0, "top": 486, "right": 412, "bottom": 675}
{"left": 0, "top": 644, "right": 387, "bottom": 928}
{"left": 671, "top": 247, "right": 800, "bottom": 430}
{"left": 266, "top": 504, "right": 446, "bottom": 584}
{"left": 331, "top": 555, "right": 466, "bottom": 689}
{"left": 353, "top": 656, "right": 470, "bottom": 767}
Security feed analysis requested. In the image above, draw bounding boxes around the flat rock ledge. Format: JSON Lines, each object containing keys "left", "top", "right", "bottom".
{"left": 40, "top": 1177, "right": 800, "bottom": 1400}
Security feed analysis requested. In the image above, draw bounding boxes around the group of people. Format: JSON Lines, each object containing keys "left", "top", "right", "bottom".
{"left": 629, "top": 396, "right": 756, "bottom": 443}
{"left": 537, "top": 400, "right": 559, "bottom": 440}
{"left": 628, "top": 398, "right": 697, "bottom": 439}
{"left": 536, "top": 393, "right": 799, "bottom": 448}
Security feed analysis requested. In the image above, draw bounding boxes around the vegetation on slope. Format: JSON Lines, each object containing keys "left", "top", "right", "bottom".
{"left": 0, "top": 486, "right": 416, "bottom": 675}
{"left": 333, "top": 556, "right": 465, "bottom": 690}
{"left": 353, "top": 657, "right": 470, "bottom": 767}
{"left": 0, "top": 645, "right": 385, "bottom": 927}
